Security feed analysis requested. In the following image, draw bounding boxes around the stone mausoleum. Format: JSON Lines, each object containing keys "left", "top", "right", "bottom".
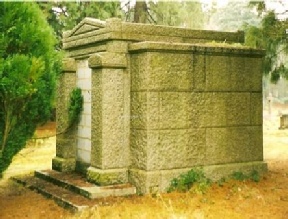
{"left": 53, "top": 17, "right": 267, "bottom": 193}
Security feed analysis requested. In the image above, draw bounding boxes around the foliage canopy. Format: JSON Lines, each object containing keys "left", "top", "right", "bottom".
{"left": 245, "top": 9, "right": 288, "bottom": 83}
{"left": 207, "top": 0, "right": 288, "bottom": 83}
{"left": 0, "top": 2, "right": 61, "bottom": 175}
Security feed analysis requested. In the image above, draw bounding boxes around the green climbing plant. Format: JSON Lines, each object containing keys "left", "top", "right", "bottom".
{"left": 68, "top": 87, "right": 84, "bottom": 128}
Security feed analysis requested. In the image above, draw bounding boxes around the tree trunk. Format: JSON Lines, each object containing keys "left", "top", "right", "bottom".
{"left": 1, "top": 101, "right": 12, "bottom": 152}
{"left": 134, "top": 1, "right": 148, "bottom": 23}
{"left": 1, "top": 115, "right": 10, "bottom": 152}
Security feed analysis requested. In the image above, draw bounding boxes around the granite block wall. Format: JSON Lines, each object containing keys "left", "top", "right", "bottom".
{"left": 129, "top": 42, "right": 266, "bottom": 193}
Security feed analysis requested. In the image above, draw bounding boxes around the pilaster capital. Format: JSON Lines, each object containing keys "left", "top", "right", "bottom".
{"left": 62, "top": 58, "right": 76, "bottom": 72}
{"left": 88, "top": 52, "right": 127, "bottom": 69}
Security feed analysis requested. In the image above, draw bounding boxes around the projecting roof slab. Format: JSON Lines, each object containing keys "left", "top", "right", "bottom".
{"left": 62, "top": 17, "right": 245, "bottom": 51}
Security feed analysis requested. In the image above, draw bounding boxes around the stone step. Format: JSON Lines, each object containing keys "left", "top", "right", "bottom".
{"left": 12, "top": 175, "right": 91, "bottom": 212}
{"left": 35, "top": 170, "right": 92, "bottom": 199}
{"left": 35, "top": 170, "right": 136, "bottom": 199}
{"left": 13, "top": 171, "right": 137, "bottom": 212}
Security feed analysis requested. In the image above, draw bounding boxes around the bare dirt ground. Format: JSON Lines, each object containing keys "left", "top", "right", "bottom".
{"left": 0, "top": 109, "right": 288, "bottom": 219}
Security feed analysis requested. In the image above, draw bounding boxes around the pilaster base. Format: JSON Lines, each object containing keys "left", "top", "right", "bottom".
{"left": 52, "top": 157, "right": 76, "bottom": 172}
{"left": 75, "top": 160, "right": 90, "bottom": 175}
{"left": 87, "top": 167, "right": 128, "bottom": 185}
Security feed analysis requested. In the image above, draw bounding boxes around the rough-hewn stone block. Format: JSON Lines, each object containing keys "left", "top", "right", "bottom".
{"left": 201, "top": 92, "right": 251, "bottom": 127}
{"left": 131, "top": 52, "right": 193, "bottom": 91}
{"left": 131, "top": 92, "right": 147, "bottom": 129}
{"left": 251, "top": 92, "right": 263, "bottom": 125}
{"left": 246, "top": 57, "right": 263, "bottom": 92}
{"left": 91, "top": 71, "right": 102, "bottom": 168}
{"left": 130, "top": 129, "right": 147, "bottom": 170}
{"left": 130, "top": 53, "right": 149, "bottom": 91}
{"left": 129, "top": 169, "right": 161, "bottom": 194}
{"left": 106, "top": 40, "right": 128, "bottom": 53}
{"left": 90, "top": 68, "right": 129, "bottom": 169}
{"left": 131, "top": 92, "right": 191, "bottom": 129}
{"left": 88, "top": 52, "right": 127, "bottom": 69}
{"left": 195, "top": 54, "right": 264, "bottom": 92}
{"left": 205, "top": 55, "right": 248, "bottom": 91}
{"left": 130, "top": 129, "right": 206, "bottom": 171}
{"left": 205, "top": 126, "right": 263, "bottom": 165}
{"left": 56, "top": 73, "right": 76, "bottom": 133}
{"left": 56, "top": 138, "right": 76, "bottom": 158}
{"left": 62, "top": 58, "right": 77, "bottom": 72}
{"left": 87, "top": 167, "right": 128, "bottom": 185}
{"left": 203, "top": 161, "right": 267, "bottom": 181}
{"left": 52, "top": 157, "right": 76, "bottom": 173}
{"left": 193, "top": 54, "right": 206, "bottom": 91}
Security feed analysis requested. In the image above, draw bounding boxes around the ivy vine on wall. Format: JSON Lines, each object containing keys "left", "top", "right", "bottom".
{"left": 68, "top": 87, "right": 84, "bottom": 128}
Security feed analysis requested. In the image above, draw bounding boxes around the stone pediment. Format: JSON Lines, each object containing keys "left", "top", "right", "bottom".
{"left": 68, "top": 17, "right": 106, "bottom": 37}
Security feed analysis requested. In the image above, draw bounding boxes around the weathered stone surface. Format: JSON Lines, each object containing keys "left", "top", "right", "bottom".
{"left": 200, "top": 92, "right": 251, "bottom": 127}
{"left": 144, "top": 129, "right": 201, "bottom": 170}
{"left": 130, "top": 41, "right": 264, "bottom": 93}
{"left": 131, "top": 52, "right": 193, "bottom": 92}
{"left": 67, "top": 17, "right": 106, "bottom": 37}
{"left": 57, "top": 17, "right": 265, "bottom": 194}
{"left": 249, "top": 126, "right": 264, "bottom": 160}
{"left": 90, "top": 68, "right": 130, "bottom": 169}
{"left": 106, "top": 40, "right": 128, "bottom": 53}
{"left": 129, "top": 41, "right": 196, "bottom": 53}
{"left": 246, "top": 57, "right": 264, "bottom": 92}
{"left": 131, "top": 92, "right": 191, "bottom": 129}
{"left": 56, "top": 73, "right": 76, "bottom": 133}
{"left": 62, "top": 58, "right": 77, "bottom": 72}
{"left": 54, "top": 60, "right": 77, "bottom": 172}
{"left": 193, "top": 54, "right": 206, "bottom": 91}
{"left": 131, "top": 92, "right": 147, "bottom": 129}
{"left": 63, "top": 18, "right": 245, "bottom": 51}
{"left": 52, "top": 157, "right": 76, "bottom": 173}
{"left": 203, "top": 161, "right": 268, "bottom": 181}
{"left": 131, "top": 129, "right": 206, "bottom": 170}
{"left": 205, "top": 126, "right": 263, "bottom": 165}
{"left": 251, "top": 92, "right": 263, "bottom": 125}
{"left": 55, "top": 138, "right": 76, "bottom": 158}
{"left": 87, "top": 167, "right": 128, "bottom": 185}
{"left": 130, "top": 161, "right": 267, "bottom": 193}
{"left": 205, "top": 55, "right": 248, "bottom": 91}
{"left": 88, "top": 52, "right": 127, "bottom": 69}
{"left": 193, "top": 52, "right": 264, "bottom": 92}
{"left": 131, "top": 91, "right": 251, "bottom": 130}
{"left": 90, "top": 71, "right": 102, "bottom": 168}
{"left": 129, "top": 169, "right": 162, "bottom": 194}
{"left": 129, "top": 41, "right": 264, "bottom": 56}
{"left": 67, "top": 44, "right": 106, "bottom": 59}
